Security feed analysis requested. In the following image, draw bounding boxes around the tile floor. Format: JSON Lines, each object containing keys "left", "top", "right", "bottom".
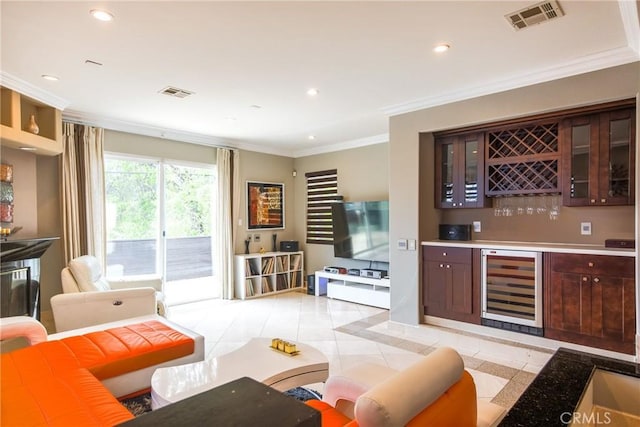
{"left": 165, "top": 291, "right": 554, "bottom": 411}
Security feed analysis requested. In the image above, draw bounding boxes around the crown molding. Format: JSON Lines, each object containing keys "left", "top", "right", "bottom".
{"left": 382, "top": 46, "right": 640, "bottom": 117}
{"left": 292, "top": 133, "right": 388, "bottom": 158}
{"left": 619, "top": 0, "right": 640, "bottom": 53}
{"left": 0, "top": 71, "right": 70, "bottom": 110}
{"left": 62, "top": 109, "right": 235, "bottom": 149}
{"left": 232, "top": 139, "right": 302, "bottom": 157}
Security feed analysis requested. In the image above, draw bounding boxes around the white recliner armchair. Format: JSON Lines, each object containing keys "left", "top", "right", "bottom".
{"left": 51, "top": 255, "right": 167, "bottom": 332}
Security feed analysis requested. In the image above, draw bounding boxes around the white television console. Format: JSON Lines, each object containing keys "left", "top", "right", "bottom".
{"left": 314, "top": 271, "right": 390, "bottom": 309}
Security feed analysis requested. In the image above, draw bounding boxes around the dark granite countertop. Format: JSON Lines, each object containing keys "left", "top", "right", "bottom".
{"left": 0, "top": 236, "right": 58, "bottom": 262}
{"left": 500, "top": 348, "right": 640, "bottom": 426}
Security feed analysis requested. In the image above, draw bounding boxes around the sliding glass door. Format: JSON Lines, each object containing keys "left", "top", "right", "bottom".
{"left": 163, "top": 163, "right": 218, "bottom": 302}
{"left": 105, "top": 157, "right": 160, "bottom": 277}
{"left": 105, "top": 155, "right": 218, "bottom": 304}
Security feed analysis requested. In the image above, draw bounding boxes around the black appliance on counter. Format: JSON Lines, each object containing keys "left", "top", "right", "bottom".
{"left": 0, "top": 237, "right": 58, "bottom": 320}
{"left": 438, "top": 224, "right": 472, "bottom": 241}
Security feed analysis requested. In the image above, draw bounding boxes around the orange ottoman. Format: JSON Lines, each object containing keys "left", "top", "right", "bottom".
{"left": 1, "top": 318, "right": 198, "bottom": 427}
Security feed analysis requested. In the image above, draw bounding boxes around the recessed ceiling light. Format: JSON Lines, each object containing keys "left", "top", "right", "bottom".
{"left": 20, "top": 147, "right": 37, "bottom": 151}
{"left": 433, "top": 44, "right": 450, "bottom": 53}
{"left": 308, "top": 135, "right": 316, "bottom": 140}
{"left": 41, "top": 74, "right": 59, "bottom": 81}
{"left": 307, "top": 88, "right": 319, "bottom": 96}
{"left": 90, "top": 9, "right": 114, "bottom": 22}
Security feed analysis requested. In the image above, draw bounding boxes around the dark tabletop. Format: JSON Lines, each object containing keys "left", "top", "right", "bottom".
{"left": 119, "top": 376, "right": 320, "bottom": 427}
{"left": 499, "top": 347, "right": 640, "bottom": 427}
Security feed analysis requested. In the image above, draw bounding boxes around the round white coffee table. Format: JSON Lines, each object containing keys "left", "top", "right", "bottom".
{"left": 151, "top": 338, "right": 329, "bottom": 409}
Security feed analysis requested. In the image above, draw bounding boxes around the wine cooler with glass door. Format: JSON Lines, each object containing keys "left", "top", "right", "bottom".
{"left": 481, "top": 249, "right": 543, "bottom": 336}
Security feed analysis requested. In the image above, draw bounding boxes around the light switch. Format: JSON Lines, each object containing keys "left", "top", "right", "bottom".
{"left": 408, "top": 239, "right": 417, "bottom": 251}
{"left": 580, "top": 222, "right": 592, "bottom": 235}
{"left": 473, "top": 221, "right": 481, "bottom": 233}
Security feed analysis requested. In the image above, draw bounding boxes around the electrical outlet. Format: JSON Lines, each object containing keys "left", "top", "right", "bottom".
{"left": 254, "top": 234, "right": 261, "bottom": 243}
{"left": 473, "top": 221, "right": 481, "bottom": 233}
{"left": 580, "top": 222, "right": 592, "bottom": 235}
{"left": 397, "top": 239, "right": 407, "bottom": 250}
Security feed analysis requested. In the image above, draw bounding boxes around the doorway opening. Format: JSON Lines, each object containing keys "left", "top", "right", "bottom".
{"left": 104, "top": 155, "right": 219, "bottom": 306}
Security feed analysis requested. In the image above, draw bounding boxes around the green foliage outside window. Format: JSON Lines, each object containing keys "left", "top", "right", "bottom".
{"left": 105, "top": 158, "right": 214, "bottom": 240}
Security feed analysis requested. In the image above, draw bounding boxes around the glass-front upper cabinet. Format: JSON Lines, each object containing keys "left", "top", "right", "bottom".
{"left": 562, "top": 108, "right": 635, "bottom": 206}
{"left": 434, "top": 132, "right": 486, "bottom": 209}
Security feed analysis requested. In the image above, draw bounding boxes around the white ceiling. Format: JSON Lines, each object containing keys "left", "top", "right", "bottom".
{"left": 1, "top": 1, "right": 638, "bottom": 157}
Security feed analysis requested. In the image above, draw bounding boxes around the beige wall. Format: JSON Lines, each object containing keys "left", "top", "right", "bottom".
{"left": 389, "top": 62, "right": 640, "bottom": 325}
{"left": 442, "top": 204, "right": 634, "bottom": 243}
{"left": 236, "top": 150, "right": 296, "bottom": 255}
{"left": 105, "top": 130, "right": 217, "bottom": 163}
{"left": 0, "top": 147, "right": 64, "bottom": 313}
{"left": 36, "top": 155, "right": 63, "bottom": 314}
{"left": 0, "top": 147, "right": 38, "bottom": 235}
{"left": 293, "top": 143, "right": 389, "bottom": 275}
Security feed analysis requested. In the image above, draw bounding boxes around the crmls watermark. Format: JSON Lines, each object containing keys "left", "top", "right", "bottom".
{"left": 560, "top": 411, "right": 612, "bottom": 425}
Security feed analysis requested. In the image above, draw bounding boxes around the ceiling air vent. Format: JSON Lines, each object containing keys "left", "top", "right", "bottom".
{"left": 505, "top": 0, "right": 564, "bottom": 30}
{"left": 159, "top": 86, "right": 194, "bottom": 98}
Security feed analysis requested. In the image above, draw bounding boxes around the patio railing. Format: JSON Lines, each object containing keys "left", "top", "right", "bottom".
{"left": 106, "top": 236, "right": 213, "bottom": 281}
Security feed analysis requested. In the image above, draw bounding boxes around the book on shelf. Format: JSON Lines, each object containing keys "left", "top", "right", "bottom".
{"left": 290, "top": 254, "right": 301, "bottom": 271}
{"left": 291, "top": 271, "right": 299, "bottom": 288}
{"left": 279, "top": 256, "right": 289, "bottom": 271}
{"left": 246, "top": 259, "right": 259, "bottom": 276}
{"left": 261, "top": 277, "right": 272, "bottom": 293}
{"left": 275, "top": 274, "right": 289, "bottom": 290}
{"left": 245, "top": 279, "right": 255, "bottom": 297}
{"left": 262, "top": 257, "right": 275, "bottom": 275}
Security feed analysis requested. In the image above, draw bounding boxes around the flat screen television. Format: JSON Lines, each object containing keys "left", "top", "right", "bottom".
{"left": 331, "top": 201, "right": 389, "bottom": 263}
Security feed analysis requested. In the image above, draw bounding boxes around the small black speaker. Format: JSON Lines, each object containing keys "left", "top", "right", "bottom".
{"left": 280, "top": 240, "right": 299, "bottom": 252}
{"left": 438, "top": 224, "right": 472, "bottom": 241}
{"left": 306, "top": 274, "right": 315, "bottom": 295}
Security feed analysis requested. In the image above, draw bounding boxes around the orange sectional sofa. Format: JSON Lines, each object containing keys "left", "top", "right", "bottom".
{"left": 1, "top": 316, "right": 202, "bottom": 426}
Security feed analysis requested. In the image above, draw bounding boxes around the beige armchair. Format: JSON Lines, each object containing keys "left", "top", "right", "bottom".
{"left": 51, "top": 255, "right": 167, "bottom": 332}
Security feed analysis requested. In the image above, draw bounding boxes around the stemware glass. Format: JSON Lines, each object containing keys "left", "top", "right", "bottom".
{"left": 503, "top": 197, "right": 514, "bottom": 216}
{"left": 536, "top": 195, "right": 547, "bottom": 215}
{"left": 549, "top": 195, "right": 560, "bottom": 220}
{"left": 494, "top": 197, "right": 502, "bottom": 216}
{"left": 516, "top": 196, "right": 525, "bottom": 215}
{"left": 526, "top": 196, "right": 535, "bottom": 215}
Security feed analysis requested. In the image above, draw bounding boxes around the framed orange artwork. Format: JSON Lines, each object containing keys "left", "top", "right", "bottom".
{"left": 247, "top": 181, "right": 284, "bottom": 230}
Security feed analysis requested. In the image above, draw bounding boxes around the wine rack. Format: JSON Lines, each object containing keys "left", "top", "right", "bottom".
{"left": 486, "top": 122, "right": 560, "bottom": 195}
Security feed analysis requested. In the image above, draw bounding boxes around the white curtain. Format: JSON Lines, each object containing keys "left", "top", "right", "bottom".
{"left": 216, "top": 148, "right": 239, "bottom": 299}
{"left": 61, "top": 123, "right": 106, "bottom": 265}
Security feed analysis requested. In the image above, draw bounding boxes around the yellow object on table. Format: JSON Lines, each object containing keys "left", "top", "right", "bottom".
{"left": 270, "top": 338, "right": 298, "bottom": 355}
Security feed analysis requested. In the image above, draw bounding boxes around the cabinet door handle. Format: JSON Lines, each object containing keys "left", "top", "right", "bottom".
{"left": 588, "top": 262, "right": 594, "bottom": 268}
{"left": 582, "top": 276, "right": 589, "bottom": 282}
{"left": 593, "top": 277, "right": 600, "bottom": 284}
{"left": 439, "top": 264, "right": 444, "bottom": 268}
{"left": 459, "top": 202, "right": 463, "bottom": 207}
{"left": 446, "top": 264, "right": 451, "bottom": 269}
{"left": 442, "top": 252, "right": 447, "bottom": 256}
{"left": 452, "top": 203, "right": 457, "bottom": 207}
{"left": 590, "top": 199, "right": 596, "bottom": 204}
{"left": 600, "top": 198, "right": 606, "bottom": 204}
